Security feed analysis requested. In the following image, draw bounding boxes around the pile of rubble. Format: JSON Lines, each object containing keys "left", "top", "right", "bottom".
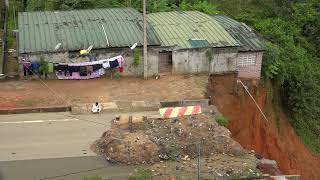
{"left": 92, "top": 114, "right": 246, "bottom": 165}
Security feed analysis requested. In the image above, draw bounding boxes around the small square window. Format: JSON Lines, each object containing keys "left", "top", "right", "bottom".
{"left": 238, "top": 55, "right": 256, "bottom": 66}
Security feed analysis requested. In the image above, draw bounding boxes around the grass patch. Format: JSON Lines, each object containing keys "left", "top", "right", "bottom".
{"left": 215, "top": 115, "right": 228, "bottom": 127}
{"left": 128, "top": 167, "right": 152, "bottom": 180}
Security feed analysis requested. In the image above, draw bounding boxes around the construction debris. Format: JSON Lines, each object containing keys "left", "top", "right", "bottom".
{"left": 92, "top": 114, "right": 246, "bottom": 164}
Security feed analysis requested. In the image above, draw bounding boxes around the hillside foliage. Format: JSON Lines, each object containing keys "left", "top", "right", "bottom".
{"left": 11, "top": 0, "right": 320, "bottom": 154}
{"left": 212, "top": 0, "right": 320, "bottom": 154}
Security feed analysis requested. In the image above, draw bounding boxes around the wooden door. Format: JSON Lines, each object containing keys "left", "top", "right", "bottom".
{"left": 159, "top": 52, "right": 172, "bottom": 73}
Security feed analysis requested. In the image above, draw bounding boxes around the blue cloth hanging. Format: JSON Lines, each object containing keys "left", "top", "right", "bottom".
{"left": 109, "top": 60, "right": 119, "bottom": 68}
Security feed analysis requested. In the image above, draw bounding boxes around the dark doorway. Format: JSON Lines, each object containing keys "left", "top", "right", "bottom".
{"left": 159, "top": 51, "right": 172, "bottom": 73}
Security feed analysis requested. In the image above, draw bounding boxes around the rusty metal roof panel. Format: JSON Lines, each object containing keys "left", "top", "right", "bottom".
{"left": 18, "top": 8, "right": 160, "bottom": 53}
{"left": 213, "top": 15, "right": 265, "bottom": 52}
{"left": 147, "top": 11, "right": 239, "bottom": 49}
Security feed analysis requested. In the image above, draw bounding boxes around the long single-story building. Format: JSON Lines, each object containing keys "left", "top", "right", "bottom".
{"left": 17, "top": 8, "right": 265, "bottom": 79}
{"left": 213, "top": 15, "right": 265, "bottom": 78}
{"left": 147, "top": 11, "right": 240, "bottom": 74}
{"left": 18, "top": 8, "right": 161, "bottom": 77}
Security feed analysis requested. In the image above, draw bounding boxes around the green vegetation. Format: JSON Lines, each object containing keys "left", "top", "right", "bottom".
{"left": 215, "top": 115, "right": 228, "bottom": 127}
{"left": 128, "top": 167, "right": 152, "bottom": 180}
{"left": 7, "top": 1, "right": 23, "bottom": 48}
{"left": 22, "top": 0, "right": 219, "bottom": 14}
{"left": 39, "top": 56, "right": 48, "bottom": 78}
{"left": 133, "top": 49, "right": 140, "bottom": 67}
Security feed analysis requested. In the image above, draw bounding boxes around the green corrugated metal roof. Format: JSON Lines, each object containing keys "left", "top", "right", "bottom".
{"left": 18, "top": 8, "right": 160, "bottom": 53}
{"left": 213, "top": 15, "right": 265, "bottom": 52}
{"left": 147, "top": 11, "right": 239, "bottom": 49}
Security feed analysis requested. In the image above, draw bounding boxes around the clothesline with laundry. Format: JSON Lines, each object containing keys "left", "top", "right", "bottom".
{"left": 55, "top": 55, "right": 125, "bottom": 80}
{"left": 19, "top": 55, "right": 125, "bottom": 80}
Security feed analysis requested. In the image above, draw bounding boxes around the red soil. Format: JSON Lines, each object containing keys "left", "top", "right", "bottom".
{"left": 207, "top": 74, "right": 320, "bottom": 180}
{"left": 0, "top": 75, "right": 207, "bottom": 108}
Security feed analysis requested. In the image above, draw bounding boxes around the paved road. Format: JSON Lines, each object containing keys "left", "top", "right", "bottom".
{"left": 0, "top": 111, "right": 157, "bottom": 161}
{"left": 0, "top": 156, "right": 137, "bottom": 180}
{"left": 0, "top": 112, "right": 157, "bottom": 180}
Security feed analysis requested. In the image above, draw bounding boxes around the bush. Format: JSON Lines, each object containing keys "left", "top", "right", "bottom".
{"left": 133, "top": 49, "right": 140, "bottom": 67}
{"left": 215, "top": 115, "right": 228, "bottom": 127}
{"left": 128, "top": 167, "right": 152, "bottom": 180}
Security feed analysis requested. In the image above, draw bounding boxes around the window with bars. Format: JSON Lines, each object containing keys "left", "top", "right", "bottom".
{"left": 238, "top": 54, "right": 256, "bottom": 66}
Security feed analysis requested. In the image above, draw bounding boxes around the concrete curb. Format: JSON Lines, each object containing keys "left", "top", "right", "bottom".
{"left": 0, "top": 106, "right": 71, "bottom": 115}
{"left": 71, "top": 101, "right": 161, "bottom": 115}
{"left": 70, "top": 99, "right": 209, "bottom": 115}
{"left": 160, "top": 99, "right": 209, "bottom": 108}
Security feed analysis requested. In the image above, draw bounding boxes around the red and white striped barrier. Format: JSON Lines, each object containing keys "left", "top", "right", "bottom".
{"left": 159, "top": 106, "right": 202, "bottom": 118}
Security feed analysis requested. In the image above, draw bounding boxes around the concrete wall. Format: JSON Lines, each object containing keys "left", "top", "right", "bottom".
{"left": 19, "top": 47, "right": 159, "bottom": 77}
{"left": 172, "top": 48, "right": 208, "bottom": 74}
{"left": 210, "top": 48, "right": 238, "bottom": 73}
{"left": 237, "top": 51, "right": 263, "bottom": 78}
{"left": 172, "top": 47, "right": 238, "bottom": 74}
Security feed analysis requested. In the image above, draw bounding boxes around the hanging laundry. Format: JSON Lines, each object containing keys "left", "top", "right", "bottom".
{"left": 87, "top": 65, "right": 93, "bottom": 75}
{"left": 93, "top": 64, "right": 102, "bottom": 71}
{"left": 31, "top": 61, "right": 40, "bottom": 73}
{"left": 109, "top": 60, "right": 119, "bottom": 68}
{"left": 67, "top": 66, "right": 80, "bottom": 76}
{"left": 55, "top": 64, "right": 68, "bottom": 71}
{"left": 117, "top": 56, "right": 124, "bottom": 73}
{"left": 117, "top": 66, "right": 124, "bottom": 73}
{"left": 80, "top": 49, "right": 89, "bottom": 55}
{"left": 79, "top": 66, "right": 87, "bottom": 76}
{"left": 98, "top": 68, "right": 106, "bottom": 76}
{"left": 22, "top": 62, "right": 31, "bottom": 76}
{"left": 117, "top": 56, "right": 124, "bottom": 67}
{"left": 103, "top": 61, "right": 110, "bottom": 69}
{"left": 47, "top": 63, "right": 54, "bottom": 73}
{"left": 22, "top": 62, "right": 31, "bottom": 69}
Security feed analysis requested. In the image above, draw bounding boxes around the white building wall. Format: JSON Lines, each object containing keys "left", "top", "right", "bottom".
{"left": 172, "top": 47, "right": 238, "bottom": 74}
{"left": 210, "top": 48, "right": 238, "bottom": 73}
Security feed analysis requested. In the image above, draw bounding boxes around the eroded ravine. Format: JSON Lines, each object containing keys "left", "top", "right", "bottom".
{"left": 207, "top": 74, "right": 320, "bottom": 180}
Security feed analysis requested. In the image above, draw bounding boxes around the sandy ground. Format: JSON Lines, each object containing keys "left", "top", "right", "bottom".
{"left": 0, "top": 74, "right": 208, "bottom": 108}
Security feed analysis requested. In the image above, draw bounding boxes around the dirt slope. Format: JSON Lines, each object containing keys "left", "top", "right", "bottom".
{"left": 207, "top": 74, "right": 320, "bottom": 180}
